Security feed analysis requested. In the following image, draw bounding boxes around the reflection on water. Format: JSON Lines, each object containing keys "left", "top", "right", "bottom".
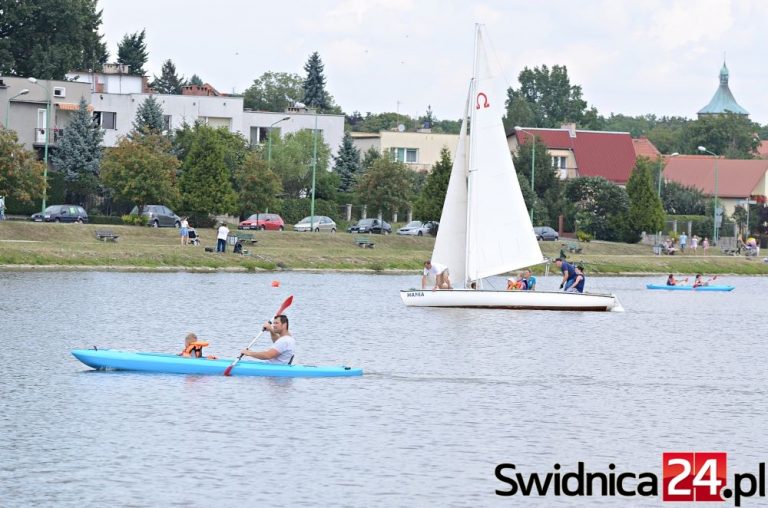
{"left": 1, "top": 271, "right": 767, "bottom": 507}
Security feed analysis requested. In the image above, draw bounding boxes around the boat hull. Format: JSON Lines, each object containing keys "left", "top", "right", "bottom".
{"left": 399, "top": 289, "right": 623, "bottom": 312}
{"left": 646, "top": 284, "right": 734, "bottom": 292}
{"left": 71, "top": 349, "right": 363, "bottom": 377}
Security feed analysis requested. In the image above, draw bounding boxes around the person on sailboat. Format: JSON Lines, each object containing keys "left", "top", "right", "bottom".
{"left": 422, "top": 260, "right": 452, "bottom": 290}
{"left": 555, "top": 258, "right": 578, "bottom": 291}
{"left": 565, "top": 265, "right": 586, "bottom": 293}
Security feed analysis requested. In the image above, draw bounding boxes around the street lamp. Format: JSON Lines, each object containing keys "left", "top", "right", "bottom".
{"left": 28, "top": 77, "right": 51, "bottom": 212}
{"left": 267, "top": 116, "right": 290, "bottom": 164}
{"left": 698, "top": 146, "right": 720, "bottom": 244}
{"left": 657, "top": 152, "right": 679, "bottom": 198}
{"left": 310, "top": 111, "right": 318, "bottom": 231}
{"left": 514, "top": 126, "right": 536, "bottom": 222}
{"left": 5, "top": 89, "right": 29, "bottom": 128}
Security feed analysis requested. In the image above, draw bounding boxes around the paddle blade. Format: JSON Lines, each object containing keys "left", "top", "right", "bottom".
{"left": 275, "top": 295, "right": 294, "bottom": 316}
{"left": 223, "top": 364, "right": 234, "bottom": 376}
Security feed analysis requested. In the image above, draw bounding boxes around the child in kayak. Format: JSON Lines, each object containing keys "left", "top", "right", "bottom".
{"left": 179, "top": 333, "right": 217, "bottom": 359}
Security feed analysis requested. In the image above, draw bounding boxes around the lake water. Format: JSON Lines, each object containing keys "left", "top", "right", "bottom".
{"left": 1, "top": 271, "right": 766, "bottom": 507}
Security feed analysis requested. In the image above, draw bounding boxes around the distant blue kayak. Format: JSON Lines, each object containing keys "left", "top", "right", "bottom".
{"left": 646, "top": 284, "right": 734, "bottom": 292}
{"left": 71, "top": 349, "right": 363, "bottom": 377}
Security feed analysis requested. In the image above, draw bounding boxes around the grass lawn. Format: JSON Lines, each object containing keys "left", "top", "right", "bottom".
{"left": 0, "top": 221, "right": 766, "bottom": 275}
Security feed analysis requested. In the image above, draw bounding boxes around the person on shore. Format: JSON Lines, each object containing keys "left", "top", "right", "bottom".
{"left": 0, "top": 195, "right": 5, "bottom": 220}
{"left": 690, "top": 235, "right": 699, "bottom": 254}
{"left": 422, "top": 260, "right": 452, "bottom": 290}
{"left": 216, "top": 223, "right": 229, "bottom": 253}
{"left": 566, "top": 265, "right": 586, "bottom": 293}
{"left": 180, "top": 216, "right": 189, "bottom": 246}
{"left": 240, "top": 314, "right": 295, "bottom": 365}
{"left": 702, "top": 237, "right": 709, "bottom": 255}
{"left": 666, "top": 274, "right": 688, "bottom": 286}
{"left": 679, "top": 232, "right": 687, "bottom": 253}
{"left": 555, "top": 258, "right": 578, "bottom": 291}
{"left": 559, "top": 244, "right": 568, "bottom": 260}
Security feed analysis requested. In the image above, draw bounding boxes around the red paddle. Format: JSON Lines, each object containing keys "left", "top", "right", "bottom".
{"left": 223, "top": 295, "right": 293, "bottom": 376}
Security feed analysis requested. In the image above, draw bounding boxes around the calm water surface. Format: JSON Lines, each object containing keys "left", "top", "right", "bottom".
{"left": 0, "top": 271, "right": 766, "bottom": 507}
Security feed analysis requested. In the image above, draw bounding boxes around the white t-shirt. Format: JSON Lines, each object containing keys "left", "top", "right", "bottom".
{"left": 217, "top": 225, "right": 229, "bottom": 240}
{"left": 423, "top": 262, "right": 448, "bottom": 277}
{"left": 269, "top": 335, "right": 296, "bottom": 365}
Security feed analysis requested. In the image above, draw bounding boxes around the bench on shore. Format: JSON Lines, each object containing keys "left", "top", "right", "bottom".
{"left": 236, "top": 232, "right": 258, "bottom": 244}
{"left": 567, "top": 241, "right": 582, "bottom": 254}
{"left": 354, "top": 235, "right": 374, "bottom": 248}
{"left": 95, "top": 230, "right": 119, "bottom": 242}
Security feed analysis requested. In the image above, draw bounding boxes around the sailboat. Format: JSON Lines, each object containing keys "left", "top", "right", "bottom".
{"left": 400, "top": 25, "right": 623, "bottom": 312}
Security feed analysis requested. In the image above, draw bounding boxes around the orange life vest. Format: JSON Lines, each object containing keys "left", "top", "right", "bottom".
{"left": 180, "top": 341, "right": 211, "bottom": 358}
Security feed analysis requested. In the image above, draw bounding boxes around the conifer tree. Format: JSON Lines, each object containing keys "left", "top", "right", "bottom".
{"left": 333, "top": 133, "right": 361, "bottom": 193}
{"left": 132, "top": 95, "right": 165, "bottom": 136}
{"left": 625, "top": 157, "right": 665, "bottom": 242}
{"left": 414, "top": 147, "right": 452, "bottom": 221}
{"left": 302, "top": 52, "right": 329, "bottom": 110}
{"left": 51, "top": 97, "right": 104, "bottom": 203}
{"left": 179, "top": 125, "right": 238, "bottom": 217}
{"left": 151, "top": 59, "right": 186, "bottom": 94}
{"left": 117, "top": 29, "right": 149, "bottom": 76}
{"left": 188, "top": 74, "right": 204, "bottom": 86}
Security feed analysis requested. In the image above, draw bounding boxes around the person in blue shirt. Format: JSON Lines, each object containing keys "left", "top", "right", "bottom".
{"left": 555, "top": 258, "right": 578, "bottom": 291}
{"left": 523, "top": 268, "right": 536, "bottom": 290}
{"left": 566, "top": 265, "right": 586, "bottom": 293}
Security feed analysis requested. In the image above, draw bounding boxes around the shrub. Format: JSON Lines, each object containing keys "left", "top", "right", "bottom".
{"left": 122, "top": 214, "right": 147, "bottom": 226}
{"left": 576, "top": 230, "right": 592, "bottom": 242}
{"left": 89, "top": 215, "right": 124, "bottom": 225}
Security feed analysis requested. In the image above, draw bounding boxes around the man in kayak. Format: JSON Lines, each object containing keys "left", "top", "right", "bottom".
{"left": 422, "top": 260, "right": 452, "bottom": 290}
{"left": 240, "top": 315, "right": 295, "bottom": 365}
{"left": 555, "top": 258, "right": 578, "bottom": 291}
{"left": 693, "top": 273, "right": 717, "bottom": 288}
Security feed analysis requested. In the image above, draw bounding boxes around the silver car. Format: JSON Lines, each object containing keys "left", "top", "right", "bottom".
{"left": 293, "top": 215, "right": 337, "bottom": 232}
{"left": 130, "top": 205, "right": 181, "bottom": 228}
{"left": 397, "top": 220, "right": 437, "bottom": 236}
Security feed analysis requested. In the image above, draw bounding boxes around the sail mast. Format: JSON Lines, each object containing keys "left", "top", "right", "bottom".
{"left": 465, "top": 24, "right": 481, "bottom": 288}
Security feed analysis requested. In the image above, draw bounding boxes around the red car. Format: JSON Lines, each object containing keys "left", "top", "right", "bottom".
{"left": 238, "top": 213, "right": 285, "bottom": 231}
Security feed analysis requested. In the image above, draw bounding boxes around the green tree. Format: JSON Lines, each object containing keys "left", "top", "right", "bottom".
{"left": 188, "top": 74, "right": 204, "bottom": 86}
{"left": 413, "top": 147, "right": 452, "bottom": 221}
{"left": 100, "top": 134, "right": 180, "bottom": 215}
{"left": 302, "top": 52, "right": 332, "bottom": 111}
{"left": 243, "top": 71, "right": 303, "bottom": 112}
{"left": 50, "top": 97, "right": 104, "bottom": 203}
{"left": 269, "top": 129, "right": 331, "bottom": 198}
{"left": 625, "top": 157, "right": 665, "bottom": 242}
{"left": 132, "top": 95, "right": 164, "bottom": 136}
{"left": 0, "top": 0, "right": 107, "bottom": 79}
{"left": 151, "top": 59, "right": 185, "bottom": 94}
{"left": 565, "top": 177, "right": 629, "bottom": 241}
{"left": 0, "top": 128, "right": 46, "bottom": 203}
{"left": 505, "top": 64, "right": 588, "bottom": 129}
{"left": 117, "top": 29, "right": 149, "bottom": 76}
{"left": 233, "top": 152, "right": 283, "bottom": 218}
{"left": 361, "top": 146, "right": 381, "bottom": 171}
{"left": 513, "top": 137, "right": 561, "bottom": 225}
{"left": 681, "top": 113, "right": 759, "bottom": 158}
{"left": 178, "top": 125, "right": 238, "bottom": 217}
{"left": 333, "top": 133, "right": 361, "bottom": 193}
{"left": 355, "top": 157, "right": 413, "bottom": 217}
{"left": 662, "top": 181, "right": 706, "bottom": 215}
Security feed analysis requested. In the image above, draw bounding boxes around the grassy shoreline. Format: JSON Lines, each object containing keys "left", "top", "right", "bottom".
{"left": 1, "top": 221, "right": 767, "bottom": 275}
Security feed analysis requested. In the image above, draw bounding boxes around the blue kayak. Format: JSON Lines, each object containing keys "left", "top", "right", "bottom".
{"left": 71, "top": 349, "right": 363, "bottom": 377}
{"left": 646, "top": 284, "right": 734, "bottom": 292}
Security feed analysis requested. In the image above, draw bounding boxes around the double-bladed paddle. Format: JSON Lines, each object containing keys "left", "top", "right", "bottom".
{"left": 223, "top": 295, "right": 294, "bottom": 376}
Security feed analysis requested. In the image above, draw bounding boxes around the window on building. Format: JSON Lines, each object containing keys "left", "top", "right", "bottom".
{"left": 391, "top": 147, "right": 418, "bottom": 163}
{"left": 93, "top": 111, "right": 117, "bottom": 130}
{"left": 551, "top": 156, "right": 567, "bottom": 178}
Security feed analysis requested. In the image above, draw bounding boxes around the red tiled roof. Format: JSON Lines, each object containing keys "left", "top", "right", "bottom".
{"left": 632, "top": 137, "right": 660, "bottom": 159}
{"left": 514, "top": 128, "right": 637, "bottom": 184}
{"left": 663, "top": 155, "right": 768, "bottom": 197}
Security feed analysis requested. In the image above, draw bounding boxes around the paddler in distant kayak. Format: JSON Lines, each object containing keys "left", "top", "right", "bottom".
{"left": 692, "top": 273, "right": 717, "bottom": 288}
{"left": 666, "top": 274, "right": 688, "bottom": 286}
{"left": 240, "top": 314, "right": 296, "bottom": 365}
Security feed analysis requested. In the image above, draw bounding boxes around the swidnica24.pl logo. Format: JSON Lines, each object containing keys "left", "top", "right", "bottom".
{"left": 495, "top": 452, "right": 766, "bottom": 506}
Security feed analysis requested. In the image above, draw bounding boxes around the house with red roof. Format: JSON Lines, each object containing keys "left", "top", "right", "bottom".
{"left": 662, "top": 155, "right": 768, "bottom": 215}
{"left": 508, "top": 124, "right": 640, "bottom": 185}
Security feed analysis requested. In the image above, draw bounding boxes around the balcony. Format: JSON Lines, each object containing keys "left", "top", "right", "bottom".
{"left": 33, "top": 128, "right": 64, "bottom": 145}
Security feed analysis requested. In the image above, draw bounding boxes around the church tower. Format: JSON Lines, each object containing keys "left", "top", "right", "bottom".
{"left": 697, "top": 61, "right": 749, "bottom": 118}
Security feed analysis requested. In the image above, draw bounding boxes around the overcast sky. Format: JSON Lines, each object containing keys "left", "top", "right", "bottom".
{"left": 99, "top": 0, "right": 768, "bottom": 125}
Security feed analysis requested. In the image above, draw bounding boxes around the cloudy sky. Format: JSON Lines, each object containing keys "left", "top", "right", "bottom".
{"left": 99, "top": 0, "right": 768, "bottom": 125}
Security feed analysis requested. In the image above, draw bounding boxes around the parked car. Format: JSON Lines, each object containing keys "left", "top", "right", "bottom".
{"left": 30, "top": 205, "right": 88, "bottom": 223}
{"left": 293, "top": 215, "right": 337, "bottom": 232}
{"left": 238, "top": 213, "right": 285, "bottom": 231}
{"left": 347, "top": 218, "right": 392, "bottom": 235}
{"left": 533, "top": 226, "right": 559, "bottom": 241}
{"left": 397, "top": 220, "right": 438, "bottom": 236}
{"left": 130, "top": 205, "right": 181, "bottom": 228}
